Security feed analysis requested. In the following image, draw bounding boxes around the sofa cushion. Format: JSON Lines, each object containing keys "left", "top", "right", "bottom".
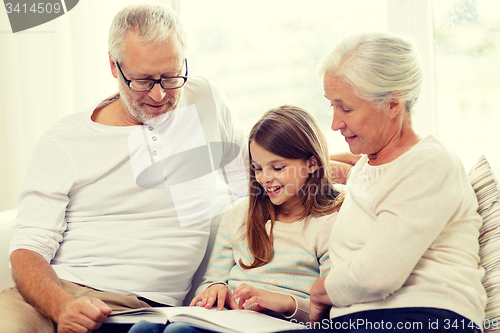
{"left": 468, "top": 155, "right": 500, "bottom": 331}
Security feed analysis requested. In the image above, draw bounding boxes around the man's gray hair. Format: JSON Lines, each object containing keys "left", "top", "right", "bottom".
{"left": 108, "top": 3, "right": 187, "bottom": 63}
{"left": 318, "top": 31, "right": 424, "bottom": 113}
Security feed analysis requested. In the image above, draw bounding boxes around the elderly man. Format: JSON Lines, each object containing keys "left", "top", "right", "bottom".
{"left": 0, "top": 4, "right": 248, "bottom": 333}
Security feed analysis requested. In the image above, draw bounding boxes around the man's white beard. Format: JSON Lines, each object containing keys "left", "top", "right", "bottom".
{"left": 119, "top": 85, "right": 175, "bottom": 126}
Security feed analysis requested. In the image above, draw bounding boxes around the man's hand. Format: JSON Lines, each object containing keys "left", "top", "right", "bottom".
{"left": 10, "top": 250, "right": 111, "bottom": 333}
{"left": 189, "top": 283, "right": 238, "bottom": 311}
{"left": 232, "top": 283, "right": 296, "bottom": 315}
{"left": 57, "top": 297, "right": 112, "bottom": 333}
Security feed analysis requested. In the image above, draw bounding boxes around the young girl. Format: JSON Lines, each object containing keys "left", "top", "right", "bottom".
{"left": 127, "top": 105, "right": 343, "bottom": 333}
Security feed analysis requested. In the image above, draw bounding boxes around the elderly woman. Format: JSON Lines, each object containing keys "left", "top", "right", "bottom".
{"left": 309, "top": 32, "right": 486, "bottom": 332}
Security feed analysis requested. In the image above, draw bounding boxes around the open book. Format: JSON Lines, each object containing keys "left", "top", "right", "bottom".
{"left": 105, "top": 306, "right": 303, "bottom": 333}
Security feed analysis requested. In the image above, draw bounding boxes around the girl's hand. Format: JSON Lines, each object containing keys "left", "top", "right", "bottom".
{"left": 189, "top": 283, "right": 238, "bottom": 311}
{"left": 232, "top": 283, "right": 296, "bottom": 315}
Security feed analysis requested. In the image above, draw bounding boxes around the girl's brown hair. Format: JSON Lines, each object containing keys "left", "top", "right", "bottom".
{"left": 241, "top": 105, "right": 343, "bottom": 269}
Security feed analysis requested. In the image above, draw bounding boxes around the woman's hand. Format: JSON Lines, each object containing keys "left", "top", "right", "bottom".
{"left": 309, "top": 276, "right": 332, "bottom": 323}
{"left": 189, "top": 283, "right": 238, "bottom": 311}
{"left": 232, "top": 283, "right": 296, "bottom": 315}
{"left": 309, "top": 299, "right": 330, "bottom": 324}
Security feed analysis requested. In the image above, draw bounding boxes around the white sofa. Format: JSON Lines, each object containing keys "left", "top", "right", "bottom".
{"left": 0, "top": 208, "right": 16, "bottom": 291}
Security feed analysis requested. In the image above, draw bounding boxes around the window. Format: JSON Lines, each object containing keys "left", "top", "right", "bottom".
{"left": 179, "top": 0, "right": 388, "bottom": 149}
{"left": 433, "top": 0, "right": 500, "bottom": 171}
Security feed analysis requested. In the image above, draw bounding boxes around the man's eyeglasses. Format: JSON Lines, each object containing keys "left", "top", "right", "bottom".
{"left": 115, "top": 59, "right": 188, "bottom": 92}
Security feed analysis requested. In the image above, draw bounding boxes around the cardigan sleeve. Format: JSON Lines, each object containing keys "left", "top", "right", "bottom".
{"left": 195, "top": 202, "right": 240, "bottom": 296}
{"left": 324, "top": 149, "right": 478, "bottom": 307}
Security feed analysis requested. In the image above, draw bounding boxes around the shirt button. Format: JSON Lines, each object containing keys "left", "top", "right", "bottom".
{"left": 152, "top": 136, "right": 157, "bottom": 141}
{"left": 148, "top": 126, "right": 154, "bottom": 131}
{"left": 152, "top": 151, "right": 158, "bottom": 156}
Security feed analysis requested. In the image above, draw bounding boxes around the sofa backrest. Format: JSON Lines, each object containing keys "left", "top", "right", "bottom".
{"left": 0, "top": 209, "right": 16, "bottom": 290}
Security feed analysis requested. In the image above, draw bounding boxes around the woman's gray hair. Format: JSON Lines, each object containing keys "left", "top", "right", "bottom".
{"left": 318, "top": 32, "right": 424, "bottom": 113}
{"left": 108, "top": 3, "right": 187, "bottom": 63}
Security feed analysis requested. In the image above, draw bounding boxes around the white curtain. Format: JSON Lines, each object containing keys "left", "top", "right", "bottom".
{"left": 387, "top": 0, "right": 437, "bottom": 137}
{"left": 0, "top": 0, "right": 433, "bottom": 212}
{"left": 0, "top": 0, "right": 170, "bottom": 211}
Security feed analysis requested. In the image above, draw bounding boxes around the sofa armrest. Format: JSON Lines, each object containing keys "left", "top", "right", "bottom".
{"left": 0, "top": 209, "right": 16, "bottom": 291}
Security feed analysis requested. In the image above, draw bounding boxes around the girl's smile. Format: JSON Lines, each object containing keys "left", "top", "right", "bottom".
{"left": 265, "top": 185, "right": 283, "bottom": 196}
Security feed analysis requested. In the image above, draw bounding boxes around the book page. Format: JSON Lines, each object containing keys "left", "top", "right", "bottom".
{"left": 105, "top": 307, "right": 170, "bottom": 324}
{"left": 105, "top": 306, "right": 214, "bottom": 324}
{"left": 173, "top": 309, "right": 302, "bottom": 333}
{"left": 106, "top": 306, "right": 303, "bottom": 332}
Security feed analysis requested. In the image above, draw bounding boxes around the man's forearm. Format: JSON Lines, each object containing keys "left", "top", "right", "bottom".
{"left": 10, "top": 249, "right": 75, "bottom": 323}
{"left": 330, "top": 152, "right": 362, "bottom": 166}
{"left": 329, "top": 152, "right": 361, "bottom": 184}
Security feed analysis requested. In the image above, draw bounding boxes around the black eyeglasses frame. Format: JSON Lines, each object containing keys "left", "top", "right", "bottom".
{"left": 115, "top": 59, "right": 188, "bottom": 92}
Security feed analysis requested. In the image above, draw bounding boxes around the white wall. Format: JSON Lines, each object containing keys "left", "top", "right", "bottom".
{"left": 0, "top": 0, "right": 170, "bottom": 211}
